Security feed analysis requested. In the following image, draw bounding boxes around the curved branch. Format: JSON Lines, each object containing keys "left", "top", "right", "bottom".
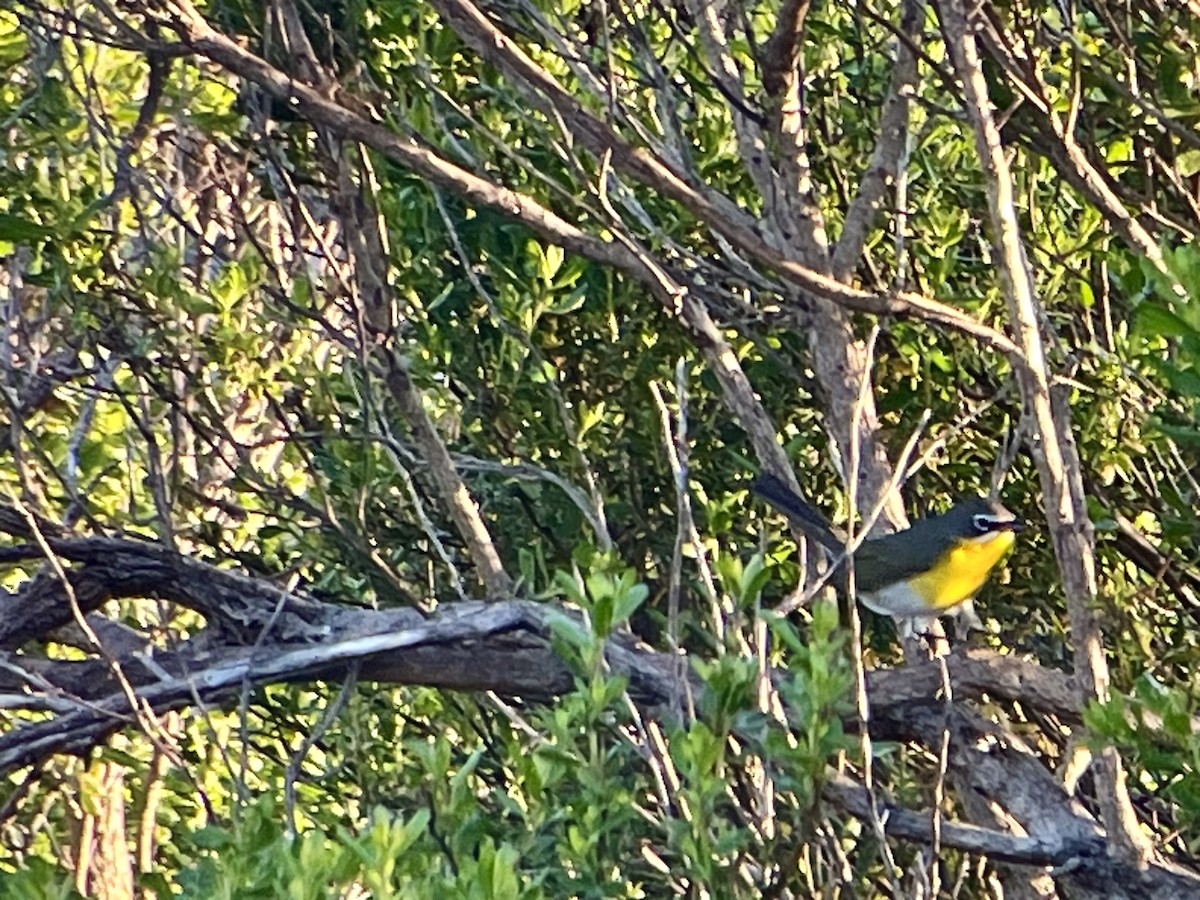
{"left": 0, "top": 525, "right": 327, "bottom": 649}
{"left": 871, "top": 702, "right": 1200, "bottom": 898}
{"left": 824, "top": 774, "right": 1094, "bottom": 866}
{"left": 0, "top": 516, "right": 1194, "bottom": 889}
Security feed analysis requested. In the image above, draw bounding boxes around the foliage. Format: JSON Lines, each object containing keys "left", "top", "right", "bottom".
{"left": 1086, "top": 677, "right": 1200, "bottom": 853}
{"left": 1, "top": 0, "right": 1199, "bottom": 894}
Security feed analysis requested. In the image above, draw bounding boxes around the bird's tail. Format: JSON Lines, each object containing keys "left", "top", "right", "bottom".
{"left": 751, "top": 473, "right": 844, "bottom": 554}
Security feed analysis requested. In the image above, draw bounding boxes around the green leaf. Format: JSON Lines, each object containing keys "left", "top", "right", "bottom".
{"left": 1135, "top": 301, "right": 1197, "bottom": 339}
{"left": 189, "top": 825, "right": 232, "bottom": 851}
{"left": 1178, "top": 149, "right": 1200, "bottom": 178}
{"left": 545, "top": 608, "right": 593, "bottom": 651}
{"left": 0, "top": 212, "right": 52, "bottom": 242}
{"left": 545, "top": 286, "right": 586, "bottom": 315}
{"left": 611, "top": 581, "right": 647, "bottom": 626}
{"left": 1149, "top": 418, "right": 1200, "bottom": 446}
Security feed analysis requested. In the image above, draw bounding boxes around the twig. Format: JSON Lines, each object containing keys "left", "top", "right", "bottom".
{"left": 284, "top": 663, "right": 359, "bottom": 836}
{"left": 930, "top": 655, "right": 953, "bottom": 896}
{"left": 451, "top": 455, "right": 609, "bottom": 551}
{"left": 843, "top": 325, "right": 905, "bottom": 894}
{"left": 648, "top": 365, "right": 725, "bottom": 645}
{"left": 384, "top": 356, "right": 513, "bottom": 598}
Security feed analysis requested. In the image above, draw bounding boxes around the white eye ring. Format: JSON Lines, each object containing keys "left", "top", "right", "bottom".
{"left": 972, "top": 514, "right": 993, "bottom": 533}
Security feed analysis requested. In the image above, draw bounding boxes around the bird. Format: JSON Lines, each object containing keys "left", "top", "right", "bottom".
{"left": 751, "top": 472, "right": 1023, "bottom": 636}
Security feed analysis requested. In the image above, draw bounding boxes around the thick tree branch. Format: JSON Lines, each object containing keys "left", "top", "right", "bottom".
{"left": 0, "top": 533, "right": 326, "bottom": 649}
{"left": 1, "top": 515, "right": 1194, "bottom": 888}
{"left": 824, "top": 773, "right": 1096, "bottom": 866}
{"left": 2, "top": 579, "right": 1197, "bottom": 891}
{"left": 874, "top": 702, "right": 1200, "bottom": 898}
{"left": 865, "top": 647, "right": 1078, "bottom": 722}
{"left": 760, "top": 0, "right": 811, "bottom": 99}
{"left": 758, "top": 0, "right": 829, "bottom": 264}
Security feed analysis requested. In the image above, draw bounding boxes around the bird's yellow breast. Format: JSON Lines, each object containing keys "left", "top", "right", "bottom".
{"left": 908, "top": 531, "right": 1016, "bottom": 611}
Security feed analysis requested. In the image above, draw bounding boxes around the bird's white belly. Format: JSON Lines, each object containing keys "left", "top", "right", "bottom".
{"left": 859, "top": 581, "right": 980, "bottom": 638}
{"left": 860, "top": 581, "right": 933, "bottom": 617}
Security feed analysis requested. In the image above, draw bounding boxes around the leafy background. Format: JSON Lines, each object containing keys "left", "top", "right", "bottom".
{"left": 1, "top": 0, "right": 1199, "bottom": 895}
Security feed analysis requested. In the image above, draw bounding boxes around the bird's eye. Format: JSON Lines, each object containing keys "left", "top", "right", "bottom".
{"left": 971, "top": 514, "right": 993, "bottom": 534}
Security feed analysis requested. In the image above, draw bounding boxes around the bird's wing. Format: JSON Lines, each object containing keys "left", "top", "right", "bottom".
{"left": 853, "top": 529, "right": 944, "bottom": 593}
{"left": 752, "top": 474, "right": 952, "bottom": 596}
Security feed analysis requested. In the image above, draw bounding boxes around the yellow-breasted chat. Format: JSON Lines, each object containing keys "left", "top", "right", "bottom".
{"left": 752, "top": 473, "right": 1023, "bottom": 635}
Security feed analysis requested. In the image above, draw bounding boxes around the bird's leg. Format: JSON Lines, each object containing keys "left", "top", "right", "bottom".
{"left": 953, "top": 598, "right": 984, "bottom": 642}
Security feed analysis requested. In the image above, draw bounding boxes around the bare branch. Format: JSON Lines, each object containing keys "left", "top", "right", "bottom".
{"left": 0, "top": 526, "right": 326, "bottom": 648}
{"left": 760, "top": 0, "right": 811, "bottom": 99}
{"left": 758, "top": 0, "right": 831, "bottom": 264}
{"left": 1, "top": 574, "right": 1196, "bottom": 891}
{"left": 384, "top": 358, "right": 514, "bottom": 597}
{"left": 824, "top": 773, "right": 1095, "bottom": 866}
{"left": 936, "top": 0, "right": 1156, "bottom": 867}
{"left": 832, "top": 0, "right": 926, "bottom": 281}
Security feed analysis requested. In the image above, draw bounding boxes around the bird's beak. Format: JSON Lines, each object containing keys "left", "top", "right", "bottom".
{"left": 1004, "top": 518, "right": 1024, "bottom": 533}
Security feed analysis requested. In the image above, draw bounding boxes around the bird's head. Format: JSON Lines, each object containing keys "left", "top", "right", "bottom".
{"left": 940, "top": 496, "right": 1024, "bottom": 542}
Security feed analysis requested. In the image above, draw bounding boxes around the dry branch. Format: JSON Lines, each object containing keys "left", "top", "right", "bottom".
{"left": 936, "top": 0, "right": 1156, "bottom": 867}
{"left": 1, "top": 529, "right": 1196, "bottom": 892}
{"left": 151, "top": 0, "right": 1021, "bottom": 361}
{"left": 831, "top": 0, "right": 925, "bottom": 282}
{"left": 1, "top": 482, "right": 1196, "bottom": 889}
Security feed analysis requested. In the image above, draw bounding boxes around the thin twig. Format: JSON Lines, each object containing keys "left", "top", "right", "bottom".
{"left": 284, "top": 663, "right": 359, "bottom": 836}
{"left": 844, "top": 325, "right": 905, "bottom": 894}
{"left": 930, "top": 655, "right": 953, "bottom": 896}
